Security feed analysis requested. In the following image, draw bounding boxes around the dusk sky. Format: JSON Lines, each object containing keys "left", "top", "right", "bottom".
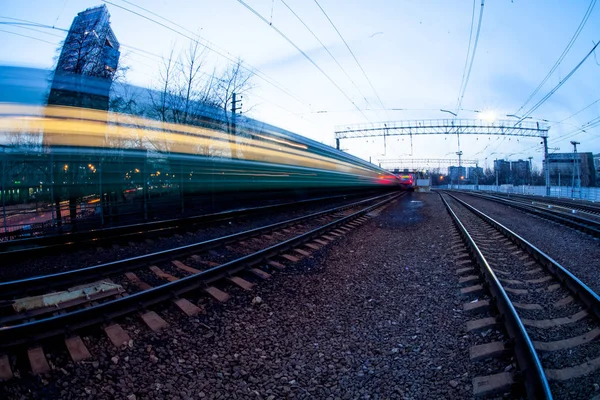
{"left": 1, "top": 0, "right": 599, "bottom": 170}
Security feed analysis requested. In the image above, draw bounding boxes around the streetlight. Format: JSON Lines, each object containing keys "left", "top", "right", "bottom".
{"left": 440, "top": 109, "right": 457, "bottom": 117}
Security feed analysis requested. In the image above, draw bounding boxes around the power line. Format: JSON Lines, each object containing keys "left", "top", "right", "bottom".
{"left": 515, "top": 0, "right": 597, "bottom": 115}
{"left": 455, "top": 0, "right": 476, "bottom": 115}
{"left": 548, "top": 96, "right": 600, "bottom": 129}
{"left": 279, "top": 0, "right": 373, "bottom": 109}
{"left": 517, "top": 40, "right": 600, "bottom": 123}
{"left": 236, "top": 0, "right": 372, "bottom": 123}
{"left": 312, "top": 0, "right": 389, "bottom": 119}
{"left": 102, "top": 0, "right": 313, "bottom": 112}
{"left": 0, "top": 28, "right": 58, "bottom": 45}
{"left": 455, "top": 0, "right": 485, "bottom": 116}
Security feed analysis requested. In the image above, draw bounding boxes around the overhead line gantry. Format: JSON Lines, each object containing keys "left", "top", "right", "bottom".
{"left": 334, "top": 119, "right": 552, "bottom": 194}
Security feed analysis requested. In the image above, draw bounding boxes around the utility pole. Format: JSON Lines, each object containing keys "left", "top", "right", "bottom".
{"left": 543, "top": 137, "right": 550, "bottom": 196}
{"left": 570, "top": 140, "right": 580, "bottom": 198}
{"left": 383, "top": 124, "right": 388, "bottom": 156}
{"left": 495, "top": 159, "right": 499, "bottom": 188}
{"left": 231, "top": 92, "right": 242, "bottom": 133}
{"left": 455, "top": 151, "right": 463, "bottom": 189}
{"left": 527, "top": 156, "right": 533, "bottom": 186}
{"left": 475, "top": 162, "right": 479, "bottom": 191}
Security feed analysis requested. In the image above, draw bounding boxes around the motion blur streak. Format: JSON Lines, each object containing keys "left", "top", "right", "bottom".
{"left": 0, "top": 104, "right": 389, "bottom": 179}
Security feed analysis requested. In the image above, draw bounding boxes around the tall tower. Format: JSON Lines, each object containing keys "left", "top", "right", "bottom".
{"left": 48, "top": 4, "right": 120, "bottom": 111}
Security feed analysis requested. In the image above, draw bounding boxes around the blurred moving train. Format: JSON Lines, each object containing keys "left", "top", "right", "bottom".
{"left": 0, "top": 67, "right": 401, "bottom": 236}
{"left": 397, "top": 174, "right": 415, "bottom": 191}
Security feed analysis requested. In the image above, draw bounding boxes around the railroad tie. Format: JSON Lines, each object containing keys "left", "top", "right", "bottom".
{"left": 466, "top": 317, "right": 498, "bottom": 333}
{"left": 124, "top": 272, "right": 152, "bottom": 291}
{"left": 281, "top": 254, "right": 300, "bottom": 263}
{"left": 149, "top": 266, "right": 178, "bottom": 282}
{"left": 249, "top": 268, "right": 271, "bottom": 280}
{"left": 0, "top": 354, "right": 13, "bottom": 381}
{"left": 463, "top": 300, "right": 490, "bottom": 314}
{"left": 469, "top": 341, "right": 506, "bottom": 361}
{"left": 456, "top": 267, "right": 474, "bottom": 275}
{"left": 104, "top": 324, "right": 132, "bottom": 347}
{"left": 204, "top": 286, "right": 231, "bottom": 303}
{"left": 267, "top": 260, "right": 286, "bottom": 270}
{"left": 172, "top": 260, "right": 201, "bottom": 274}
{"left": 533, "top": 327, "right": 600, "bottom": 352}
{"left": 27, "top": 347, "right": 50, "bottom": 375}
{"left": 227, "top": 276, "right": 254, "bottom": 291}
{"left": 172, "top": 298, "right": 203, "bottom": 317}
{"left": 294, "top": 248, "right": 311, "bottom": 257}
{"left": 545, "top": 356, "right": 600, "bottom": 381}
{"left": 472, "top": 372, "right": 513, "bottom": 397}
{"left": 140, "top": 311, "right": 169, "bottom": 332}
{"left": 65, "top": 335, "right": 92, "bottom": 363}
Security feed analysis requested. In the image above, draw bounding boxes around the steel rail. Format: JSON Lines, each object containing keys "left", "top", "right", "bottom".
{"left": 459, "top": 191, "right": 600, "bottom": 238}
{"left": 446, "top": 192, "right": 600, "bottom": 320}
{"left": 0, "top": 192, "right": 401, "bottom": 298}
{"left": 439, "top": 193, "right": 552, "bottom": 399}
{"left": 0, "top": 191, "right": 380, "bottom": 257}
{"left": 0, "top": 193, "right": 401, "bottom": 348}
{"left": 485, "top": 192, "right": 600, "bottom": 214}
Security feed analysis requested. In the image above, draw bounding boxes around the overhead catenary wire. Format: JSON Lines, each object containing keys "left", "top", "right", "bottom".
{"left": 516, "top": 40, "right": 600, "bottom": 124}
{"left": 0, "top": 28, "right": 58, "bottom": 45}
{"left": 455, "top": 0, "right": 477, "bottom": 116}
{"left": 515, "top": 0, "right": 597, "bottom": 115}
{"left": 312, "top": 0, "right": 389, "bottom": 120}
{"left": 548, "top": 96, "right": 600, "bottom": 129}
{"left": 279, "top": 0, "right": 373, "bottom": 109}
{"left": 455, "top": 0, "right": 485, "bottom": 116}
{"left": 236, "top": 0, "right": 372, "bottom": 123}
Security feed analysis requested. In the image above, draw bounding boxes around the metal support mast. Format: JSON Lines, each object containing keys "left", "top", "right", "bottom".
{"left": 542, "top": 137, "right": 550, "bottom": 196}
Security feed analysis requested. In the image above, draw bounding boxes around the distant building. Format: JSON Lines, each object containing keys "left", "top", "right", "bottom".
{"left": 594, "top": 154, "right": 600, "bottom": 182}
{"left": 493, "top": 159, "right": 511, "bottom": 184}
{"left": 467, "top": 166, "right": 483, "bottom": 182}
{"left": 510, "top": 159, "right": 531, "bottom": 185}
{"left": 448, "top": 166, "right": 466, "bottom": 182}
{"left": 48, "top": 5, "right": 120, "bottom": 111}
{"left": 544, "top": 152, "right": 596, "bottom": 187}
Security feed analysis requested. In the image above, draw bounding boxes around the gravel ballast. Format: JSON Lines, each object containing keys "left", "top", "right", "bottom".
{"left": 1, "top": 193, "right": 510, "bottom": 399}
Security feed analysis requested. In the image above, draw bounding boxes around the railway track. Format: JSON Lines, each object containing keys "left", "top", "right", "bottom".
{"left": 440, "top": 192, "right": 600, "bottom": 399}
{"left": 0, "top": 191, "right": 383, "bottom": 261}
{"left": 455, "top": 191, "right": 600, "bottom": 238}
{"left": 0, "top": 191, "right": 402, "bottom": 380}
{"left": 489, "top": 192, "right": 600, "bottom": 218}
